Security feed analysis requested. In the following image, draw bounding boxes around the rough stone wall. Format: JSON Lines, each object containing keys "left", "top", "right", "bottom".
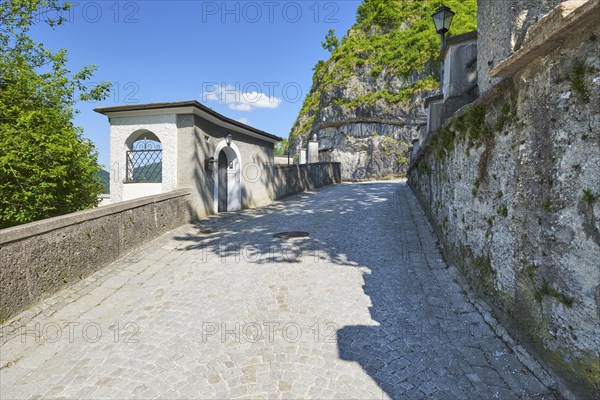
{"left": 271, "top": 163, "right": 341, "bottom": 199}
{"left": 478, "top": 0, "right": 563, "bottom": 94}
{"left": 0, "top": 190, "right": 192, "bottom": 322}
{"left": 409, "top": 24, "right": 600, "bottom": 398}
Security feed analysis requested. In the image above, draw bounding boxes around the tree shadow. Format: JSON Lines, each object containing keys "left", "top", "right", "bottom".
{"left": 172, "top": 181, "right": 554, "bottom": 399}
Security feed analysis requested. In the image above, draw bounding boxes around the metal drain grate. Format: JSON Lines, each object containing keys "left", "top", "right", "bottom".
{"left": 273, "top": 231, "right": 310, "bottom": 239}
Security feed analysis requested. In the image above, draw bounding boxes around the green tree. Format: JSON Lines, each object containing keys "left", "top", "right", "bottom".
{"left": 321, "top": 29, "right": 339, "bottom": 53}
{"left": 274, "top": 138, "right": 289, "bottom": 156}
{"left": 0, "top": 0, "right": 111, "bottom": 229}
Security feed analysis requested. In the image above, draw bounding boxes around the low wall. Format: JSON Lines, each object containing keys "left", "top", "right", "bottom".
{"left": 273, "top": 162, "right": 341, "bottom": 199}
{"left": 408, "top": 8, "right": 599, "bottom": 398}
{"left": 0, "top": 190, "right": 192, "bottom": 322}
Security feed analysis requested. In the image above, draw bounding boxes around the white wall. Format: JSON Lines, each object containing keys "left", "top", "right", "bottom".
{"left": 109, "top": 114, "right": 178, "bottom": 203}
{"left": 122, "top": 183, "right": 163, "bottom": 201}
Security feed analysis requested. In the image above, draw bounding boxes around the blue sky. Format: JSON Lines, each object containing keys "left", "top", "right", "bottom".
{"left": 29, "top": 1, "right": 361, "bottom": 168}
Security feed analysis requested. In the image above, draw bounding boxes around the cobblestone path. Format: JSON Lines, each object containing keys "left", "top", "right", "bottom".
{"left": 1, "top": 181, "right": 559, "bottom": 399}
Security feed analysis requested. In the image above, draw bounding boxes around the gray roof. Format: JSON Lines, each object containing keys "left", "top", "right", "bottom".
{"left": 94, "top": 100, "right": 282, "bottom": 142}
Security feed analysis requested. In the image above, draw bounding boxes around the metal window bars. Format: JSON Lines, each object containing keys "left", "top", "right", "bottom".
{"left": 125, "top": 139, "right": 162, "bottom": 183}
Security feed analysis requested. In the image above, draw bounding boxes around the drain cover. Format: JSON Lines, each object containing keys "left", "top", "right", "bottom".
{"left": 273, "top": 231, "right": 310, "bottom": 239}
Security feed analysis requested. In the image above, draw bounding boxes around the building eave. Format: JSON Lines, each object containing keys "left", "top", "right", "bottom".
{"left": 94, "top": 100, "right": 283, "bottom": 143}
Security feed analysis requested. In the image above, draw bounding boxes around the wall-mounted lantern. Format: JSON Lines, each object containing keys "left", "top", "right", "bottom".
{"left": 205, "top": 157, "right": 215, "bottom": 173}
{"left": 226, "top": 133, "right": 233, "bottom": 146}
{"left": 432, "top": 4, "right": 455, "bottom": 89}
{"left": 432, "top": 4, "right": 455, "bottom": 43}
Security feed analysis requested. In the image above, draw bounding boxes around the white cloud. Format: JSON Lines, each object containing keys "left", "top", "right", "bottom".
{"left": 204, "top": 92, "right": 219, "bottom": 101}
{"left": 229, "top": 103, "right": 253, "bottom": 112}
{"left": 237, "top": 117, "right": 250, "bottom": 124}
{"left": 201, "top": 84, "right": 282, "bottom": 112}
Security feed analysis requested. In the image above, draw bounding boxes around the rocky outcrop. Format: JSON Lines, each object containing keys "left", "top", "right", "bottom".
{"left": 313, "top": 89, "right": 433, "bottom": 180}
{"left": 288, "top": 0, "right": 477, "bottom": 181}
{"left": 291, "top": 62, "right": 435, "bottom": 180}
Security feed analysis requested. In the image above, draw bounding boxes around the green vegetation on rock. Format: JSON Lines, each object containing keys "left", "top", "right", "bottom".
{"left": 569, "top": 61, "right": 591, "bottom": 103}
{"left": 289, "top": 0, "right": 477, "bottom": 143}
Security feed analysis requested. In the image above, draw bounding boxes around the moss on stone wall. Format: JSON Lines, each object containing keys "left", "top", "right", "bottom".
{"left": 408, "top": 83, "right": 599, "bottom": 398}
{"left": 569, "top": 61, "right": 592, "bottom": 103}
{"left": 407, "top": 20, "right": 600, "bottom": 396}
{"left": 515, "top": 281, "right": 588, "bottom": 393}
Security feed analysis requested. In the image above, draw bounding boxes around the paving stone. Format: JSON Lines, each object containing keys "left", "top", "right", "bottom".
{"left": 0, "top": 181, "right": 558, "bottom": 399}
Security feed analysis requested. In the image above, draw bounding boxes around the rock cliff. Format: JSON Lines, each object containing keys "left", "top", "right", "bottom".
{"left": 289, "top": 0, "right": 477, "bottom": 180}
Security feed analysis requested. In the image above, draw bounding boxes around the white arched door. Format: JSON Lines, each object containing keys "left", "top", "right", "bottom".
{"left": 213, "top": 140, "right": 242, "bottom": 213}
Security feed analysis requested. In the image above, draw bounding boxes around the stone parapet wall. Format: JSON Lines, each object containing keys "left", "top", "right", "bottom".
{"left": 272, "top": 162, "right": 341, "bottom": 199}
{"left": 408, "top": 9, "right": 599, "bottom": 399}
{"left": 0, "top": 190, "right": 192, "bottom": 322}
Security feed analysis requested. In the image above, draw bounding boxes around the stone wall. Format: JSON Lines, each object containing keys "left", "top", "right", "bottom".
{"left": 409, "top": 11, "right": 599, "bottom": 399}
{"left": 478, "top": 0, "right": 563, "bottom": 94}
{"left": 271, "top": 162, "right": 342, "bottom": 199}
{"left": 0, "top": 190, "right": 192, "bottom": 322}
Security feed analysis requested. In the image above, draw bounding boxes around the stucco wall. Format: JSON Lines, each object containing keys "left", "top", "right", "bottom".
{"left": 177, "top": 114, "right": 276, "bottom": 218}
{"left": 109, "top": 114, "right": 179, "bottom": 202}
{"left": 409, "top": 21, "right": 600, "bottom": 398}
{"left": 0, "top": 190, "right": 192, "bottom": 322}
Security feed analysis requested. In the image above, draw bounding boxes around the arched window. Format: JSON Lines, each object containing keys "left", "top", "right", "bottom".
{"left": 125, "top": 131, "right": 162, "bottom": 183}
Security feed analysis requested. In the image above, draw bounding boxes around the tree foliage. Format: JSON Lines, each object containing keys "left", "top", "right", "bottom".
{"left": 356, "top": 0, "right": 404, "bottom": 30}
{"left": 321, "top": 29, "right": 339, "bottom": 53}
{"left": 274, "top": 138, "right": 289, "bottom": 156}
{"left": 0, "top": 0, "right": 111, "bottom": 229}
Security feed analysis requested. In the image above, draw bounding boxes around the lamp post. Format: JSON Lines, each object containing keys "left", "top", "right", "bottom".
{"left": 432, "top": 4, "right": 455, "bottom": 89}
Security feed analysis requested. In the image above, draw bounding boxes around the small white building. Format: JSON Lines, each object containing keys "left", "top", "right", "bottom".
{"left": 95, "top": 101, "right": 282, "bottom": 218}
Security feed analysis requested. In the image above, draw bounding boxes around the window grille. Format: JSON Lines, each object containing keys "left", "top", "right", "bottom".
{"left": 125, "top": 139, "right": 162, "bottom": 183}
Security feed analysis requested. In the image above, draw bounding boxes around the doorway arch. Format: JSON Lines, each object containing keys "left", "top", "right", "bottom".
{"left": 213, "top": 140, "right": 242, "bottom": 213}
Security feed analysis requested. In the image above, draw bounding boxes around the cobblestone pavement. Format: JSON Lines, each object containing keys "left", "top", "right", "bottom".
{"left": 1, "top": 181, "right": 559, "bottom": 399}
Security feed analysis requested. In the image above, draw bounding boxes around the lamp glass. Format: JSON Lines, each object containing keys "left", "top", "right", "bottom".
{"left": 226, "top": 134, "right": 232, "bottom": 146}
{"left": 432, "top": 5, "right": 454, "bottom": 35}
